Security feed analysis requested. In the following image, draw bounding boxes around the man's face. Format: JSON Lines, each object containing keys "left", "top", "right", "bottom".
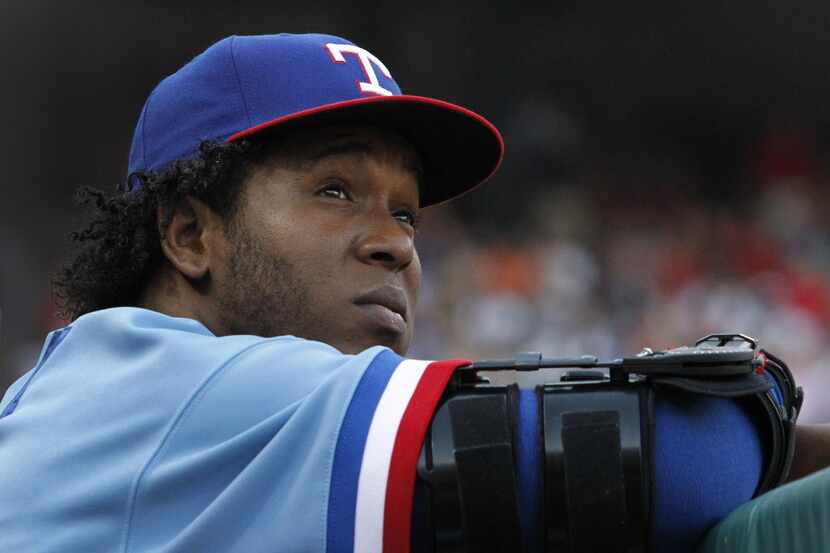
{"left": 213, "top": 125, "right": 422, "bottom": 355}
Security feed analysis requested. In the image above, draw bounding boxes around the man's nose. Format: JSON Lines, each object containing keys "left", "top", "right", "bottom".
{"left": 354, "top": 212, "right": 415, "bottom": 271}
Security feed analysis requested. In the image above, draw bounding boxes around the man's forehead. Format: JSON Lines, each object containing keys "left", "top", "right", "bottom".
{"left": 262, "top": 124, "right": 423, "bottom": 176}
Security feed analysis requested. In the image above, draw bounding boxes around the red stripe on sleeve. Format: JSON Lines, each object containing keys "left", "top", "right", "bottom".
{"left": 382, "top": 359, "right": 470, "bottom": 553}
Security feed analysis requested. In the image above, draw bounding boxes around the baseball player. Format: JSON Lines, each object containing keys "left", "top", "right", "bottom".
{"left": 1, "top": 33, "right": 829, "bottom": 553}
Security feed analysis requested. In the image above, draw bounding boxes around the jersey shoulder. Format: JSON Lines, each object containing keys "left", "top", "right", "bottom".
{"left": 0, "top": 307, "right": 466, "bottom": 553}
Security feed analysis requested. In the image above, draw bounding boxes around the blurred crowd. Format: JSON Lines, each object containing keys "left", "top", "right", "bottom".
{"left": 410, "top": 123, "right": 830, "bottom": 423}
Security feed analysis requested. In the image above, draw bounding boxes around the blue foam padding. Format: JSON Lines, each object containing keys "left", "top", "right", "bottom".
{"left": 516, "top": 388, "right": 544, "bottom": 553}
{"left": 652, "top": 392, "right": 763, "bottom": 553}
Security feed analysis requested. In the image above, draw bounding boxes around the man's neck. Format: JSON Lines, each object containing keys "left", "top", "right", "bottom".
{"left": 137, "top": 267, "right": 226, "bottom": 336}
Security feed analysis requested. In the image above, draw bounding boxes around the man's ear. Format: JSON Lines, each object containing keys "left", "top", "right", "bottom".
{"left": 158, "top": 197, "right": 222, "bottom": 281}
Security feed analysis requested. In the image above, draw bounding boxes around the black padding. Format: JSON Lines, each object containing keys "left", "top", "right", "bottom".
{"left": 416, "top": 389, "right": 523, "bottom": 553}
{"left": 544, "top": 385, "right": 651, "bottom": 553}
{"left": 411, "top": 445, "right": 434, "bottom": 553}
{"left": 418, "top": 395, "right": 463, "bottom": 553}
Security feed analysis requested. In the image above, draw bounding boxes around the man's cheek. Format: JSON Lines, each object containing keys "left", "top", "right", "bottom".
{"left": 406, "top": 257, "right": 422, "bottom": 303}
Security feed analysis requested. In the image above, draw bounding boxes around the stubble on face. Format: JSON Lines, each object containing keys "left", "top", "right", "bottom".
{"left": 215, "top": 218, "right": 392, "bottom": 351}
{"left": 216, "top": 218, "right": 310, "bottom": 339}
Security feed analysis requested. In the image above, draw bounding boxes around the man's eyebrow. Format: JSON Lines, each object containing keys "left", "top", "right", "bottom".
{"left": 307, "top": 140, "right": 372, "bottom": 163}
{"left": 303, "top": 137, "right": 424, "bottom": 180}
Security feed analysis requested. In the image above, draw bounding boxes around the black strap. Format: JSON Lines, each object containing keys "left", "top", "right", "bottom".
{"left": 544, "top": 385, "right": 651, "bottom": 553}
{"left": 449, "top": 393, "right": 522, "bottom": 552}
{"left": 562, "top": 410, "right": 628, "bottom": 552}
{"left": 753, "top": 351, "right": 803, "bottom": 494}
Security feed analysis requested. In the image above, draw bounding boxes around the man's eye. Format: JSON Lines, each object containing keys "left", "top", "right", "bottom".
{"left": 317, "top": 181, "right": 351, "bottom": 200}
{"left": 394, "top": 209, "right": 419, "bottom": 229}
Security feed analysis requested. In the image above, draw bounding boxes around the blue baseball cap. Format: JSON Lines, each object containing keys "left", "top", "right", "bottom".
{"left": 128, "top": 33, "right": 504, "bottom": 207}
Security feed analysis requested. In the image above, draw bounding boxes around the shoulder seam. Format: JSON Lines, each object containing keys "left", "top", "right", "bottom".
{"left": 0, "top": 327, "right": 71, "bottom": 419}
{"left": 120, "top": 335, "right": 306, "bottom": 553}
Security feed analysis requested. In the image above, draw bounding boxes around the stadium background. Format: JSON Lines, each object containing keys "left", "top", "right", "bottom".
{"left": 2, "top": 1, "right": 830, "bottom": 422}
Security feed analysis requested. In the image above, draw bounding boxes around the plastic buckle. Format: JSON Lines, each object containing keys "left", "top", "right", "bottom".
{"left": 695, "top": 333, "right": 758, "bottom": 350}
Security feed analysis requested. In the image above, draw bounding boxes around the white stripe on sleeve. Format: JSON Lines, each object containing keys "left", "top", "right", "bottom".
{"left": 353, "top": 359, "right": 429, "bottom": 553}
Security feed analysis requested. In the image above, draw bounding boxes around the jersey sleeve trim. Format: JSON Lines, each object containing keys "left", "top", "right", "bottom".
{"left": 382, "top": 359, "right": 469, "bottom": 553}
{"left": 326, "top": 351, "right": 469, "bottom": 553}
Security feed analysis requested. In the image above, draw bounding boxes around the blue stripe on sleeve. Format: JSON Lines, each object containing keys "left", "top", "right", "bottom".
{"left": 326, "top": 348, "right": 404, "bottom": 553}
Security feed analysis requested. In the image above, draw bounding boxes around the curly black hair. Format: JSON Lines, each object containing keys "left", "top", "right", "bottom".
{"left": 54, "top": 140, "right": 263, "bottom": 321}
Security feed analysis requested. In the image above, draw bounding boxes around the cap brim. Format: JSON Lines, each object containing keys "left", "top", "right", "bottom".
{"left": 227, "top": 95, "right": 504, "bottom": 207}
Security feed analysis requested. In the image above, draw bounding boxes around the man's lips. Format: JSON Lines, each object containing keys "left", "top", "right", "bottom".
{"left": 353, "top": 285, "right": 409, "bottom": 323}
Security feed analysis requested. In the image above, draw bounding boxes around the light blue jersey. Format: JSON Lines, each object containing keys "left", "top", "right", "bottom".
{"left": 0, "top": 307, "right": 462, "bottom": 553}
